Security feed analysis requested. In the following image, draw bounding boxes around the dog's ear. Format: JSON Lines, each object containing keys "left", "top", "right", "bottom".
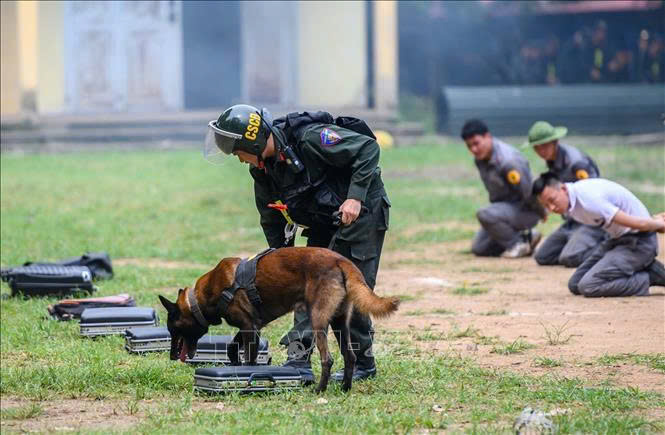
{"left": 158, "top": 295, "right": 179, "bottom": 315}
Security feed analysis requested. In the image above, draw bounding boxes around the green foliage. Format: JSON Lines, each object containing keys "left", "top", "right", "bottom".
{"left": 541, "top": 320, "right": 574, "bottom": 346}
{"left": 451, "top": 283, "right": 490, "bottom": 296}
{"left": 481, "top": 309, "right": 508, "bottom": 316}
{"left": 491, "top": 338, "right": 536, "bottom": 355}
{"left": 534, "top": 357, "right": 564, "bottom": 368}
{"left": 0, "top": 402, "right": 43, "bottom": 420}
{"left": 598, "top": 353, "right": 665, "bottom": 373}
{"left": 431, "top": 308, "right": 456, "bottom": 315}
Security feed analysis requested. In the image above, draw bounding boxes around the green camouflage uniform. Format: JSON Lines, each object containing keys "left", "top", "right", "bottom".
{"left": 250, "top": 113, "right": 390, "bottom": 369}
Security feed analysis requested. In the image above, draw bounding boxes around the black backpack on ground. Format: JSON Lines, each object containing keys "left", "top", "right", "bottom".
{"left": 22, "top": 252, "right": 113, "bottom": 280}
{"left": 1, "top": 265, "right": 96, "bottom": 297}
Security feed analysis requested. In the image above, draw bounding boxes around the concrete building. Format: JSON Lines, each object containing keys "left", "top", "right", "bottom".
{"left": 1, "top": 0, "right": 397, "bottom": 119}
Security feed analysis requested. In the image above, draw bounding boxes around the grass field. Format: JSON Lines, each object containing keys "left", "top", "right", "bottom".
{"left": 1, "top": 140, "right": 664, "bottom": 433}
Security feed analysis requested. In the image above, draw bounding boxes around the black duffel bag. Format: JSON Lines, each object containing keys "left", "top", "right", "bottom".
{"left": 22, "top": 252, "right": 113, "bottom": 280}
{"left": 1, "top": 265, "right": 96, "bottom": 297}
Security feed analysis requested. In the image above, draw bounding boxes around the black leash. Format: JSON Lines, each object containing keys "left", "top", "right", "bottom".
{"left": 328, "top": 207, "right": 368, "bottom": 250}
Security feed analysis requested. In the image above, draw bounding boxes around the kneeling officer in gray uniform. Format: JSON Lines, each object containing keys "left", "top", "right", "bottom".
{"left": 533, "top": 173, "right": 665, "bottom": 297}
{"left": 204, "top": 104, "right": 390, "bottom": 383}
{"left": 461, "top": 119, "right": 545, "bottom": 258}
{"left": 523, "top": 121, "right": 606, "bottom": 267}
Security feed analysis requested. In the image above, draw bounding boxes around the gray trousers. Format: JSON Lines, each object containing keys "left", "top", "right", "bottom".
{"left": 568, "top": 232, "right": 658, "bottom": 297}
{"left": 535, "top": 219, "right": 607, "bottom": 267}
{"left": 472, "top": 202, "right": 541, "bottom": 256}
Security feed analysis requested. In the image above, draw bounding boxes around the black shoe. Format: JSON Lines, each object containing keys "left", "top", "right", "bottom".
{"left": 282, "top": 360, "right": 315, "bottom": 386}
{"left": 648, "top": 260, "right": 665, "bottom": 287}
{"left": 330, "top": 366, "right": 377, "bottom": 382}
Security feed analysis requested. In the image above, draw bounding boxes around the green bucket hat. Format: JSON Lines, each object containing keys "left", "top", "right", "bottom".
{"left": 521, "top": 121, "right": 568, "bottom": 148}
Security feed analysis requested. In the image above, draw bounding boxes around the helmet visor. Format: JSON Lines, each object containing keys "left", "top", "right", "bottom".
{"left": 203, "top": 121, "right": 242, "bottom": 164}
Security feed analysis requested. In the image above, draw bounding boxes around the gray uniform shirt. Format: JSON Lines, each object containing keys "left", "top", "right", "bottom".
{"left": 547, "top": 143, "right": 600, "bottom": 183}
{"left": 475, "top": 138, "right": 534, "bottom": 204}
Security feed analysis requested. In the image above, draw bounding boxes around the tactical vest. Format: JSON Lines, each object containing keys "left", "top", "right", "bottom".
{"left": 269, "top": 112, "right": 378, "bottom": 228}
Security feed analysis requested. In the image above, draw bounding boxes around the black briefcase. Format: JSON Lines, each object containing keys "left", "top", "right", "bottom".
{"left": 124, "top": 327, "right": 272, "bottom": 365}
{"left": 80, "top": 307, "right": 158, "bottom": 337}
{"left": 1, "top": 265, "right": 96, "bottom": 297}
{"left": 124, "top": 327, "right": 172, "bottom": 353}
{"left": 194, "top": 366, "right": 304, "bottom": 393}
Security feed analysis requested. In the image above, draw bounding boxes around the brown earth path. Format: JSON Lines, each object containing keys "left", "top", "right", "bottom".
{"left": 372, "top": 235, "right": 665, "bottom": 392}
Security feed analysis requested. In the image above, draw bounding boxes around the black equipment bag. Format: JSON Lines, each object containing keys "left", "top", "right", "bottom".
{"left": 1, "top": 265, "right": 96, "bottom": 298}
{"left": 22, "top": 252, "right": 113, "bottom": 280}
{"left": 194, "top": 365, "right": 303, "bottom": 393}
{"left": 334, "top": 116, "right": 377, "bottom": 140}
{"left": 274, "top": 111, "right": 377, "bottom": 144}
{"left": 47, "top": 293, "right": 136, "bottom": 321}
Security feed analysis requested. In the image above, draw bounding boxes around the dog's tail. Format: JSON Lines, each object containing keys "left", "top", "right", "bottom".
{"left": 339, "top": 260, "right": 399, "bottom": 318}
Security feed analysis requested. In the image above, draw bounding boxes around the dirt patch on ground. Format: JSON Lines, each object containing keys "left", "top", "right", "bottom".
{"left": 373, "top": 235, "right": 665, "bottom": 392}
{"left": 1, "top": 398, "right": 145, "bottom": 433}
{"left": 0, "top": 397, "right": 228, "bottom": 433}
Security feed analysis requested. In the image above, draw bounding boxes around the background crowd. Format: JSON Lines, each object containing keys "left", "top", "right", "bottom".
{"left": 514, "top": 21, "right": 664, "bottom": 85}
{"left": 399, "top": 1, "right": 665, "bottom": 93}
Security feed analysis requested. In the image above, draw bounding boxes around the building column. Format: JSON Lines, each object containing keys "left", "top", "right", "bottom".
{"left": 1, "top": 1, "right": 21, "bottom": 117}
{"left": 17, "top": 1, "right": 38, "bottom": 112}
{"left": 36, "top": 1, "right": 66, "bottom": 114}
{"left": 373, "top": 1, "right": 398, "bottom": 113}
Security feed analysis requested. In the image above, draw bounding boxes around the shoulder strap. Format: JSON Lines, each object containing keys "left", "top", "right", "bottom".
{"left": 334, "top": 116, "right": 377, "bottom": 140}
{"left": 274, "top": 111, "right": 335, "bottom": 144}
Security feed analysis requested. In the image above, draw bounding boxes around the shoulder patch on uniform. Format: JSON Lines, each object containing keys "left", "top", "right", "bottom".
{"left": 575, "top": 169, "right": 589, "bottom": 180}
{"left": 506, "top": 169, "right": 521, "bottom": 185}
{"left": 320, "top": 128, "right": 342, "bottom": 146}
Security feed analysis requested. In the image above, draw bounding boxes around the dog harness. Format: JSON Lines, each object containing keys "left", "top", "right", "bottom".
{"left": 189, "top": 248, "right": 276, "bottom": 328}
{"left": 221, "top": 248, "right": 275, "bottom": 313}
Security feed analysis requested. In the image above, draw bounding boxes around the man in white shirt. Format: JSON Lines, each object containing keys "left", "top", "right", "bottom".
{"left": 532, "top": 172, "right": 665, "bottom": 297}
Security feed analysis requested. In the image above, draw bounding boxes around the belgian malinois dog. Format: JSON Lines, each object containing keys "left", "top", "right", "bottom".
{"left": 159, "top": 247, "right": 399, "bottom": 392}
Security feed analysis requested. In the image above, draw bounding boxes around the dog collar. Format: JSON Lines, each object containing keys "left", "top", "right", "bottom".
{"left": 186, "top": 287, "right": 209, "bottom": 328}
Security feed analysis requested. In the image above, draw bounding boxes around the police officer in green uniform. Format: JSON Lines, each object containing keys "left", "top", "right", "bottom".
{"left": 204, "top": 104, "right": 390, "bottom": 383}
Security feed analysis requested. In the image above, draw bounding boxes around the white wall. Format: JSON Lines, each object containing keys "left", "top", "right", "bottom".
{"left": 297, "top": 1, "right": 366, "bottom": 107}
